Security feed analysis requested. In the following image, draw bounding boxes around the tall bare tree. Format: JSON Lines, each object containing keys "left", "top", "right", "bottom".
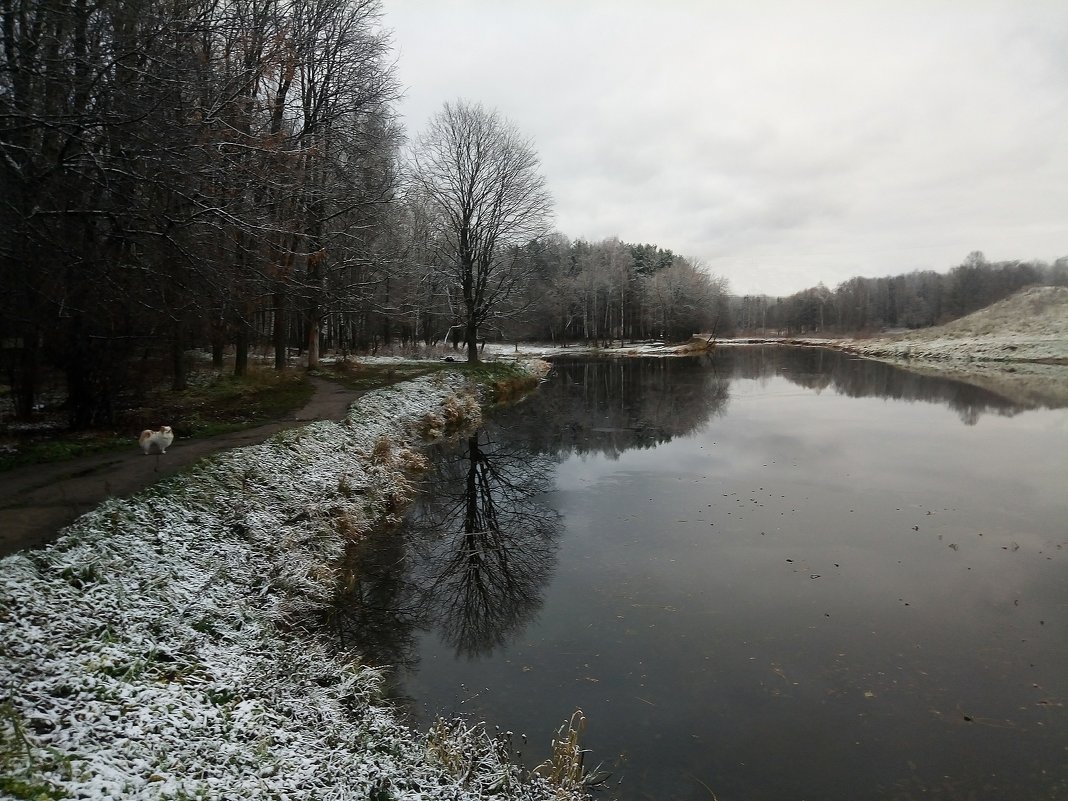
{"left": 412, "top": 101, "right": 552, "bottom": 362}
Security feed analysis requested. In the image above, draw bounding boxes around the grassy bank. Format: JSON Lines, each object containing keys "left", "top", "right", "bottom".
{"left": 0, "top": 363, "right": 589, "bottom": 801}
{"left": 309, "top": 360, "right": 449, "bottom": 392}
{"left": 307, "top": 358, "right": 544, "bottom": 401}
{"left": 0, "top": 368, "right": 315, "bottom": 473}
{"left": 0, "top": 359, "right": 550, "bottom": 474}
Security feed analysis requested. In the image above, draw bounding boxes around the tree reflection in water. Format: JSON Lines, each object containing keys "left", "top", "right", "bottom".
{"left": 325, "top": 357, "right": 731, "bottom": 679}
{"left": 407, "top": 428, "right": 562, "bottom": 659}
{"left": 326, "top": 423, "right": 562, "bottom": 677}
{"left": 324, "top": 350, "right": 1030, "bottom": 694}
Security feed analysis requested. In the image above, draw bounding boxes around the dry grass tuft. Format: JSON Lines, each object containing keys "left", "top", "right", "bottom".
{"left": 417, "top": 390, "right": 481, "bottom": 440}
{"left": 443, "top": 391, "right": 482, "bottom": 428}
{"left": 424, "top": 717, "right": 519, "bottom": 794}
{"left": 419, "top": 412, "right": 446, "bottom": 439}
{"left": 491, "top": 374, "right": 539, "bottom": 403}
{"left": 393, "top": 445, "right": 428, "bottom": 472}
{"left": 676, "top": 336, "right": 714, "bottom": 354}
{"left": 370, "top": 435, "right": 392, "bottom": 465}
{"left": 533, "top": 709, "right": 611, "bottom": 794}
{"left": 425, "top": 717, "right": 468, "bottom": 776}
{"left": 332, "top": 509, "right": 368, "bottom": 540}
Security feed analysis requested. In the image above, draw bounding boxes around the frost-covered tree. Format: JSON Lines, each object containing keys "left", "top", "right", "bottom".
{"left": 412, "top": 101, "right": 553, "bottom": 362}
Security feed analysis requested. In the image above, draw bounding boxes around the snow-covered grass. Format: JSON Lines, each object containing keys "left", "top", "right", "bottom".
{"left": 771, "top": 286, "right": 1068, "bottom": 364}
{"left": 0, "top": 368, "right": 589, "bottom": 800}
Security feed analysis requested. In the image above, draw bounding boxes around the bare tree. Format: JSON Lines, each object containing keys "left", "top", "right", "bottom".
{"left": 412, "top": 101, "right": 552, "bottom": 362}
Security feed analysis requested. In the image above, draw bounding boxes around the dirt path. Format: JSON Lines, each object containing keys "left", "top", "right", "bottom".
{"left": 0, "top": 377, "right": 364, "bottom": 558}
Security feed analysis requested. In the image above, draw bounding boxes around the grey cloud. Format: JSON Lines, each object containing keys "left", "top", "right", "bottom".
{"left": 387, "top": 0, "right": 1068, "bottom": 295}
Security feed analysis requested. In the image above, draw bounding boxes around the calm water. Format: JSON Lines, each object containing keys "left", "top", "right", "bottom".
{"left": 329, "top": 347, "right": 1068, "bottom": 801}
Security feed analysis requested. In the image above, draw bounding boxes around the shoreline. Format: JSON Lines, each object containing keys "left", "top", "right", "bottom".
{"left": 486, "top": 335, "right": 1068, "bottom": 410}
{"left": 715, "top": 337, "right": 1068, "bottom": 410}
{"left": 0, "top": 363, "right": 587, "bottom": 801}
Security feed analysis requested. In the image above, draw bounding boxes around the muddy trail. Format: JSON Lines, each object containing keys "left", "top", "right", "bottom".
{"left": 0, "top": 377, "right": 364, "bottom": 558}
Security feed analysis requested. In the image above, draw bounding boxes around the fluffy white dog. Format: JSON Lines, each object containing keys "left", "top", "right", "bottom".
{"left": 139, "top": 426, "right": 175, "bottom": 455}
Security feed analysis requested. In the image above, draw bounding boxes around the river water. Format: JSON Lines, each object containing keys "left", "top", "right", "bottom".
{"left": 329, "top": 346, "right": 1068, "bottom": 801}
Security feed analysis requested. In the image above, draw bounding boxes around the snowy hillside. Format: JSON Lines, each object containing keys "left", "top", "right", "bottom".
{"left": 847, "top": 285, "right": 1068, "bottom": 363}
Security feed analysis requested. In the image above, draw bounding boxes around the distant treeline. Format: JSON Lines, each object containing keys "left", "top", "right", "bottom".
{"left": 732, "top": 252, "right": 1068, "bottom": 335}
{"left": 508, "top": 236, "right": 730, "bottom": 346}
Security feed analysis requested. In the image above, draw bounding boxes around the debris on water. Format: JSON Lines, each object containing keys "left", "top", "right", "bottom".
{"left": 810, "top": 574, "right": 821, "bottom": 580}
{"left": 912, "top": 525, "right": 919, "bottom": 531}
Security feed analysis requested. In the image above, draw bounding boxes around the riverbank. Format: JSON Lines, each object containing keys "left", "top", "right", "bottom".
{"left": 728, "top": 286, "right": 1068, "bottom": 409}
{"left": 0, "top": 361, "right": 592, "bottom": 801}
{"left": 0, "top": 377, "right": 369, "bottom": 558}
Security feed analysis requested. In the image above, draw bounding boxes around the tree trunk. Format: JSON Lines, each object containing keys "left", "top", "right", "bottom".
{"left": 466, "top": 317, "right": 479, "bottom": 363}
{"left": 171, "top": 319, "right": 187, "bottom": 391}
{"left": 382, "top": 274, "right": 392, "bottom": 345}
{"left": 12, "top": 330, "right": 39, "bottom": 420}
{"left": 273, "top": 288, "right": 286, "bottom": 370}
{"left": 234, "top": 319, "right": 250, "bottom": 377}
{"left": 307, "top": 311, "right": 321, "bottom": 369}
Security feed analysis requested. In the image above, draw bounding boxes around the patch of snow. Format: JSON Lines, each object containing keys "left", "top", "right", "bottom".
{"left": 0, "top": 369, "right": 587, "bottom": 800}
{"left": 843, "top": 285, "right": 1068, "bottom": 364}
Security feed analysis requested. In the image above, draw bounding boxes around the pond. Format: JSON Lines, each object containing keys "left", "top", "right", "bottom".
{"left": 327, "top": 346, "right": 1068, "bottom": 801}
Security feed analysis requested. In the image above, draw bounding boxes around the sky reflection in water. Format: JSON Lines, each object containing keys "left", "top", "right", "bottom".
{"left": 332, "top": 347, "right": 1068, "bottom": 801}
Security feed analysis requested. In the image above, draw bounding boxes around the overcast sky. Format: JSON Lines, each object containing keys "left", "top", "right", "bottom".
{"left": 383, "top": 0, "right": 1068, "bottom": 296}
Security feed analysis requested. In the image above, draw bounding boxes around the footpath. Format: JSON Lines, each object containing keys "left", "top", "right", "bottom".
{"left": 0, "top": 377, "right": 363, "bottom": 557}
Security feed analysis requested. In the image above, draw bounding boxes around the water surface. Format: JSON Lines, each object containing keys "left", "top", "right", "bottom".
{"left": 330, "top": 347, "right": 1068, "bottom": 801}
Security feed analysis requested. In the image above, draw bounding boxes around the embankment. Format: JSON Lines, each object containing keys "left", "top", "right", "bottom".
{"left": 0, "top": 365, "right": 581, "bottom": 801}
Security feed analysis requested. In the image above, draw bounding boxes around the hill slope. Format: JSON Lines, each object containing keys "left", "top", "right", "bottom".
{"left": 851, "top": 285, "right": 1068, "bottom": 363}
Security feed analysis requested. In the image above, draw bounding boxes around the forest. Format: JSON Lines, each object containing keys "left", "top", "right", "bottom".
{"left": 0, "top": 0, "right": 728, "bottom": 427}
{"left": 2, "top": 0, "right": 1063, "bottom": 429}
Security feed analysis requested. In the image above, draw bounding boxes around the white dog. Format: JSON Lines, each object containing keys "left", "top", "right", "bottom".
{"left": 139, "top": 426, "right": 175, "bottom": 455}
